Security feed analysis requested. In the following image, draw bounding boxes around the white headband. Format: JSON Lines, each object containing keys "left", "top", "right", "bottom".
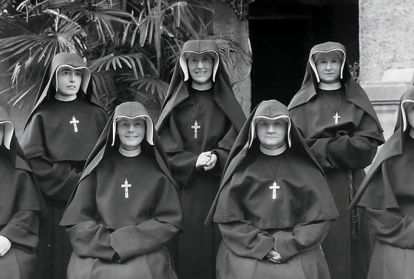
{"left": 309, "top": 49, "right": 346, "bottom": 83}
{"left": 248, "top": 115, "right": 292, "bottom": 148}
{"left": 55, "top": 65, "right": 90, "bottom": 93}
{"left": 0, "top": 121, "right": 13, "bottom": 150}
{"left": 179, "top": 51, "right": 220, "bottom": 82}
{"left": 112, "top": 115, "right": 154, "bottom": 146}
{"left": 401, "top": 99, "right": 414, "bottom": 132}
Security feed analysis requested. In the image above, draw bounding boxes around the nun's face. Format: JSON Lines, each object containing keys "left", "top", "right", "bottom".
{"left": 405, "top": 102, "right": 414, "bottom": 129}
{"left": 315, "top": 52, "right": 341, "bottom": 84}
{"left": 117, "top": 118, "right": 145, "bottom": 150}
{"left": 56, "top": 66, "right": 82, "bottom": 97}
{"left": 187, "top": 53, "right": 213, "bottom": 85}
{"left": 256, "top": 119, "right": 287, "bottom": 149}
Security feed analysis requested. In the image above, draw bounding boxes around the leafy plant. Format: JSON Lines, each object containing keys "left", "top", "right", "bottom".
{"left": 0, "top": 0, "right": 251, "bottom": 120}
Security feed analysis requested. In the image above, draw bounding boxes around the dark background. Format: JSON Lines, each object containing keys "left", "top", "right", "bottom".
{"left": 249, "top": 0, "right": 359, "bottom": 106}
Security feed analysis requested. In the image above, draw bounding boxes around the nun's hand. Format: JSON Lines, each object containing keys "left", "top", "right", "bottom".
{"left": 203, "top": 152, "right": 217, "bottom": 171}
{"left": 196, "top": 152, "right": 212, "bottom": 168}
{"left": 0, "top": 235, "right": 11, "bottom": 256}
{"left": 266, "top": 249, "right": 282, "bottom": 264}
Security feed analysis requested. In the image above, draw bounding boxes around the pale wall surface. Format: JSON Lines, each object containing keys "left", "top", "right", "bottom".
{"left": 360, "top": 0, "right": 414, "bottom": 139}
{"left": 359, "top": 0, "right": 414, "bottom": 83}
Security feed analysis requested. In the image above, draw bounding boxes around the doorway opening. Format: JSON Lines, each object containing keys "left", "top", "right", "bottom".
{"left": 249, "top": 0, "right": 359, "bottom": 107}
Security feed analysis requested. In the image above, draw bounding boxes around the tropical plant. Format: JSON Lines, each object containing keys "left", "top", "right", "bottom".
{"left": 0, "top": 0, "right": 251, "bottom": 120}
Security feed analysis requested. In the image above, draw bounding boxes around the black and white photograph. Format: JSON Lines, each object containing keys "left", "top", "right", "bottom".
{"left": 0, "top": 1, "right": 410, "bottom": 279}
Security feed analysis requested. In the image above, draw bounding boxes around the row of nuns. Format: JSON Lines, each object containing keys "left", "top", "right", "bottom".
{"left": 1, "top": 39, "right": 410, "bottom": 279}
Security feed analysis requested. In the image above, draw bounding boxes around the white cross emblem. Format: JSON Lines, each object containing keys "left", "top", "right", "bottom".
{"left": 69, "top": 116, "right": 79, "bottom": 133}
{"left": 333, "top": 112, "right": 341, "bottom": 125}
{"left": 269, "top": 181, "right": 280, "bottom": 200}
{"left": 191, "top": 120, "right": 201, "bottom": 139}
{"left": 121, "top": 178, "right": 132, "bottom": 199}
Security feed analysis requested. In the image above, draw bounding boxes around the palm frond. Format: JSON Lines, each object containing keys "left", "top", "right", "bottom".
{"left": 134, "top": 76, "right": 169, "bottom": 100}
{"left": 90, "top": 71, "right": 118, "bottom": 112}
{"left": 118, "top": 73, "right": 168, "bottom": 100}
{"left": 78, "top": 6, "right": 135, "bottom": 44}
{"left": 0, "top": 0, "right": 216, "bottom": 110}
{"left": 89, "top": 52, "right": 157, "bottom": 79}
{"left": 0, "top": 17, "right": 32, "bottom": 37}
{"left": 116, "top": 73, "right": 168, "bottom": 120}
{"left": 215, "top": 38, "right": 252, "bottom": 86}
{"left": 0, "top": 26, "right": 83, "bottom": 80}
{"left": 126, "top": 0, "right": 214, "bottom": 72}
{"left": 168, "top": 1, "right": 213, "bottom": 38}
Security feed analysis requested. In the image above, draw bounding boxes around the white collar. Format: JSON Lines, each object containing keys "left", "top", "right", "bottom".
{"left": 54, "top": 94, "right": 77, "bottom": 102}
{"left": 318, "top": 82, "right": 342, "bottom": 91}
{"left": 118, "top": 146, "right": 141, "bottom": 157}
{"left": 191, "top": 82, "right": 213, "bottom": 91}
{"left": 259, "top": 144, "right": 287, "bottom": 156}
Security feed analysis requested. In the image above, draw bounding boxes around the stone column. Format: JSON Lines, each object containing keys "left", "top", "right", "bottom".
{"left": 212, "top": 0, "right": 251, "bottom": 114}
{"left": 359, "top": 0, "right": 414, "bottom": 139}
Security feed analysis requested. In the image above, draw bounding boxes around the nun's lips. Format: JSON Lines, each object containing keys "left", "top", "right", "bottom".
{"left": 193, "top": 69, "right": 210, "bottom": 74}
{"left": 264, "top": 134, "right": 283, "bottom": 138}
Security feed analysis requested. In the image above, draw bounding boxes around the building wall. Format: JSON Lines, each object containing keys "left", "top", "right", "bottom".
{"left": 359, "top": 0, "right": 414, "bottom": 139}
{"left": 359, "top": 0, "right": 414, "bottom": 83}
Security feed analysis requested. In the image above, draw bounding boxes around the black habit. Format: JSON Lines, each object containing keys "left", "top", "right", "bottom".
{"left": 0, "top": 107, "right": 41, "bottom": 279}
{"left": 156, "top": 40, "right": 246, "bottom": 279}
{"left": 20, "top": 53, "right": 107, "bottom": 279}
{"left": 60, "top": 101, "right": 182, "bottom": 279}
{"left": 353, "top": 88, "right": 414, "bottom": 279}
{"left": 288, "top": 41, "right": 384, "bottom": 279}
{"left": 207, "top": 100, "right": 338, "bottom": 279}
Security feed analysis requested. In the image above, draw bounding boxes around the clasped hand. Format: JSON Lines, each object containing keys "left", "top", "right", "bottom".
{"left": 0, "top": 235, "right": 11, "bottom": 256}
{"left": 196, "top": 151, "right": 218, "bottom": 171}
{"left": 266, "top": 249, "right": 282, "bottom": 264}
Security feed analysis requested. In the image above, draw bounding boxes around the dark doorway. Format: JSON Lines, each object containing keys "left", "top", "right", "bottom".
{"left": 249, "top": 0, "right": 359, "bottom": 107}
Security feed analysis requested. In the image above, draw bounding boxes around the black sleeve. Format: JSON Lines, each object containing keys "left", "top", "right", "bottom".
{"left": 110, "top": 177, "right": 182, "bottom": 262}
{"left": 1, "top": 211, "right": 39, "bottom": 249}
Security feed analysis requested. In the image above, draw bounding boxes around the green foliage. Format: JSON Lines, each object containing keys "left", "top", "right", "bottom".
{"left": 0, "top": 0, "right": 251, "bottom": 118}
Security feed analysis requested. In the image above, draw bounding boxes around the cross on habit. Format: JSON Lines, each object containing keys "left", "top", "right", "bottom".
{"left": 69, "top": 116, "right": 79, "bottom": 133}
{"left": 121, "top": 178, "right": 132, "bottom": 199}
{"left": 333, "top": 112, "right": 341, "bottom": 125}
{"left": 191, "top": 120, "right": 201, "bottom": 139}
{"left": 269, "top": 181, "right": 280, "bottom": 200}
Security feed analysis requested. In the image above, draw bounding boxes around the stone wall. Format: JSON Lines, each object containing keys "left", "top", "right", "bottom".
{"left": 359, "top": 0, "right": 414, "bottom": 83}
{"left": 359, "top": 0, "right": 414, "bottom": 139}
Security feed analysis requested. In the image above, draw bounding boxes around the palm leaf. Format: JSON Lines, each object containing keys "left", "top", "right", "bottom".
{"left": 215, "top": 38, "right": 252, "bottom": 86}
{"left": 116, "top": 73, "right": 168, "bottom": 120}
{"left": 89, "top": 52, "right": 157, "bottom": 78}
{"left": 126, "top": 0, "right": 213, "bottom": 72}
{"left": 117, "top": 73, "right": 169, "bottom": 100}
{"left": 168, "top": 1, "right": 213, "bottom": 37}
{"left": 78, "top": 7, "right": 135, "bottom": 44}
{"left": 90, "top": 71, "right": 118, "bottom": 112}
{"left": 0, "top": 17, "right": 32, "bottom": 38}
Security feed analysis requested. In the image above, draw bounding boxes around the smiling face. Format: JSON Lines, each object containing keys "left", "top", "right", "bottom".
{"left": 314, "top": 52, "right": 342, "bottom": 85}
{"left": 187, "top": 53, "right": 214, "bottom": 87}
{"left": 116, "top": 118, "right": 146, "bottom": 150}
{"left": 256, "top": 118, "right": 287, "bottom": 150}
{"left": 56, "top": 66, "right": 83, "bottom": 97}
